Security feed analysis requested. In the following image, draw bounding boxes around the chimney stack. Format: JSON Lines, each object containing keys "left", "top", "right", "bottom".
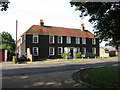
{"left": 40, "top": 19, "right": 44, "bottom": 27}
{"left": 81, "top": 23, "right": 85, "bottom": 31}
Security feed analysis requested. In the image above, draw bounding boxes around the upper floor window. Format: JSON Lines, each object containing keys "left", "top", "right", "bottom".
{"left": 33, "top": 35, "right": 38, "bottom": 43}
{"left": 33, "top": 47, "right": 38, "bottom": 56}
{"left": 82, "top": 37, "right": 86, "bottom": 44}
{"left": 58, "top": 47, "right": 63, "bottom": 55}
{"left": 66, "top": 36, "right": 71, "bottom": 44}
{"left": 49, "top": 35, "right": 54, "bottom": 44}
{"left": 92, "top": 38, "right": 96, "bottom": 44}
{"left": 76, "top": 37, "right": 80, "bottom": 44}
{"left": 92, "top": 47, "right": 96, "bottom": 54}
{"left": 58, "top": 36, "right": 63, "bottom": 44}
{"left": 49, "top": 47, "right": 55, "bottom": 55}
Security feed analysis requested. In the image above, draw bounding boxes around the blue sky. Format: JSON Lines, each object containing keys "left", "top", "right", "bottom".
{"left": 0, "top": 0, "right": 108, "bottom": 47}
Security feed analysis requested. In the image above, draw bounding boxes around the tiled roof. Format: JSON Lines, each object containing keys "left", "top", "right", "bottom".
{"left": 23, "top": 25, "right": 97, "bottom": 38}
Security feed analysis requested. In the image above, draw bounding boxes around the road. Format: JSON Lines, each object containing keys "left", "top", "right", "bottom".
{"left": 1, "top": 58, "right": 119, "bottom": 88}
{"left": 2, "top": 58, "right": 119, "bottom": 76}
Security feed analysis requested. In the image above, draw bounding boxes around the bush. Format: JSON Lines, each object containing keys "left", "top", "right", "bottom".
{"left": 61, "top": 52, "right": 71, "bottom": 59}
{"left": 75, "top": 52, "right": 82, "bottom": 58}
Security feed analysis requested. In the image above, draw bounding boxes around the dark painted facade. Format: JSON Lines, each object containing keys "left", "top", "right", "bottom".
{"left": 22, "top": 34, "right": 99, "bottom": 60}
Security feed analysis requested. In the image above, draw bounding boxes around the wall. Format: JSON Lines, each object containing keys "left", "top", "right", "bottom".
{"left": 26, "top": 34, "right": 99, "bottom": 60}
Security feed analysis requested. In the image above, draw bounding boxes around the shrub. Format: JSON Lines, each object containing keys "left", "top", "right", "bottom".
{"left": 75, "top": 52, "right": 82, "bottom": 58}
{"left": 61, "top": 52, "right": 71, "bottom": 59}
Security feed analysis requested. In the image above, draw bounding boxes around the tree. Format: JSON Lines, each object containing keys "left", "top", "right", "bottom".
{"left": 70, "top": 2, "right": 120, "bottom": 52}
{"left": 0, "top": 0, "right": 10, "bottom": 11}
{"left": 0, "top": 31, "right": 15, "bottom": 61}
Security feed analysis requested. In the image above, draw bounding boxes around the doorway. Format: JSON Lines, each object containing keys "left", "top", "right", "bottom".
{"left": 70, "top": 48, "right": 73, "bottom": 57}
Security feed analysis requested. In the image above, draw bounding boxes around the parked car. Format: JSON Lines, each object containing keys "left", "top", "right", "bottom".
{"left": 17, "top": 55, "right": 28, "bottom": 62}
{"left": 81, "top": 52, "right": 97, "bottom": 58}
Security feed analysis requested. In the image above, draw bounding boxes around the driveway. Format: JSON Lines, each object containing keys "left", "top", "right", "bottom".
{"left": 1, "top": 58, "right": 119, "bottom": 88}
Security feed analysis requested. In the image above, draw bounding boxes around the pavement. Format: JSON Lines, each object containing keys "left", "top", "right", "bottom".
{"left": 1, "top": 57, "right": 119, "bottom": 88}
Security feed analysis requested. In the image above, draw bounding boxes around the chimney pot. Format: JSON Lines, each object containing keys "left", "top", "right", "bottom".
{"left": 81, "top": 23, "right": 85, "bottom": 31}
{"left": 40, "top": 19, "right": 44, "bottom": 27}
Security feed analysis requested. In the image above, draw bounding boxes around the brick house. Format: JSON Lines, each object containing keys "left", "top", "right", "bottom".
{"left": 17, "top": 20, "right": 99, "bottom": 61}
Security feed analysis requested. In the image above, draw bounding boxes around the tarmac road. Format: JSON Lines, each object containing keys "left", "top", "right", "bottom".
{"left": 1, "top": 58, "right": 119, "bottom": 88}
{"left": 1, "top": 58, "right": 119, "bottom": 76}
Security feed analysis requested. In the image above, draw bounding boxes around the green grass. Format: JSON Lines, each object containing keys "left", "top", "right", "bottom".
{"left": 40, "top": 56, "right": 117, "bottom": 63}
{"left": 80, "top": 66, "right": 120, "bottom": 88}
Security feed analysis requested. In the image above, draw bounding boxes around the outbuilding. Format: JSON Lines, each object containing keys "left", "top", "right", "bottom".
{"left": 0, "top": 49, "right": 7, "bottom": 62}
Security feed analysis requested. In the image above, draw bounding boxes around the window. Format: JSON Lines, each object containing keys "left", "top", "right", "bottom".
{"left": 76, "top": 48, "right": 80, "bottom": 53}
{"left": 92, "top": 38, "right": 96, "bottom": 44}
{"left": 58, "top": 36, "right": 63, "bottom": 44}
{"left": 33, "top": 47, "right": 38, "bottom": 56}
{"left": 76, "top": 37, "right": 80, "bottom": 44}
{"left": 33, "top": 35, "right": 38, "bottom": 43}
{"left": 82, "top": 37, "right": 86, "bottom": 44}
{"left": 66, "top": 36, "right": 71, "bottom": 44}
{"left": 20, "top": 37, "right": 22, "bottom": 44}
{"left": 82, "top": 47, "right": 86, "bottom": 54}
{"left": 49, "top": 35, "right": 54, "bottom": 44}
{"left": 49, "top": 47, "right": 55, "bottom": 55}
{"left": 58, "top": 47, "right": 63, "bottom": 55}
{"left": 92, "top": 47, "right": 96, "bottom": 54}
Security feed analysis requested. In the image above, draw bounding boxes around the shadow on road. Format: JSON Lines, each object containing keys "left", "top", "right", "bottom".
{"left": 2, "top": 60, "right": 119, "bottom": 88}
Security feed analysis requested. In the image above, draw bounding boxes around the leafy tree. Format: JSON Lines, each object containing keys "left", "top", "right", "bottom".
{"left": 70, "top": 2, "right": 120, "bottom": 52}
{"left": 0, "top": 0, "right": 10, "bottom": 11}
{"left": 0, "top": 31, "right": 15, "bottom": 61}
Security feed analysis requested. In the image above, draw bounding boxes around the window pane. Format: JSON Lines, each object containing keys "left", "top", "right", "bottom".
{"left": 49, "top": 36, "right": 54, "bottom": 43}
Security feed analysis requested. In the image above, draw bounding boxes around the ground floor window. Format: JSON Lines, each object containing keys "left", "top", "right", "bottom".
{"left": 76, "top": 47, "right": 80, "bottom": 53}
{"left": 33, "top": 47, "right": 38, "bottom": 56}
{"left": 82, "top": 47, "right": 86, "bottom": 54}
{"left": 92, "top": 47, "right": 96, "bottom": 54}
{"left": 58, "top": 47, "right": 63, "bottom": 55}
{"left": 49, "top": 47, "right": 55, "bottom": 55}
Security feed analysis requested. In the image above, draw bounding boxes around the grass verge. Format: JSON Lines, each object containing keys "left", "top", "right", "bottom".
{"left": 41, "top": 56, "right": 117, "bottom": 63}
{"left": 80, "top": 66, "right": 120, "bottom": 89}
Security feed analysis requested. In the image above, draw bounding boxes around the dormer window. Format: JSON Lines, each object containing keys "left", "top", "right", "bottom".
{"left": 49, "top": 35, "right": 54, "bottom": 44}
{"left": 58, "top": 36, "right": 62, "bottom": 44}
{"left": 33, "top": 35, "right": 38, "bottom": 43}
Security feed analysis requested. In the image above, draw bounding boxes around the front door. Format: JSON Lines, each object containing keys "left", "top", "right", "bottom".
{"left": 70, "top": 48, "right": 73, "bottom": 57}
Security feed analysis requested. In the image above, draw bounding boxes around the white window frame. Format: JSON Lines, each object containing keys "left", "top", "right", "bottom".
{"left": 82, "top": 47, "right": 86, "bottom": 54}
{"left": 33, "top": 35, "right": 39, "bottom": 43}
{"left": 92, "top": 47, "right": 96, "bottom": 54}
{"left": 58, "top": 36, "right": 63, "bottom": 44}
{"left": 58, "top": 47, "right": 63, "bottom": 55}
{"left": 76, "top": 37, "right": 80, "bottom": 44}
{"left": 77, "top": 47, "right": 80, "bottom": 53}
{"left": 33, "top": 47, "right": 39, "bottom": 56}
{"left": 66, "top": 36, "right": 71, "bottom": 44}
{"left": 92, "top": 38, "right": 96, "bottom": 44}
{"left": 49, "top": 47, "right": 55, "bottom": 55}
{"left": 49, "top": 35, "right": 54, "bottom": 44}
{"left": 82, "top": 37, "right": 86, "bottom": 44}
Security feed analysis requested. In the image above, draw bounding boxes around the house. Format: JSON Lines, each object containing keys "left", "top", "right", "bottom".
{"left": 0, "top": 49, "right": 7, "bottom": 62}
{"left": 17, "top": 20, "right": 99, "bottom": 61}
{"left": 100, "top": 47, "right": 118, "bottom": 58}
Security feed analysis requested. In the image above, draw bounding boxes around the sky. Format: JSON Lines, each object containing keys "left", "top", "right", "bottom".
{"left": 0, "top": 0, "right": 109, "bottom": 47}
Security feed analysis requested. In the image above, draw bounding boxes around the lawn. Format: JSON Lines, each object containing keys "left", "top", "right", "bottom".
{"left": 40, "top": 56, "right": 117, "bottom": 63}
{"left": 80, "top": 66, "right": 120, "bottom": 88}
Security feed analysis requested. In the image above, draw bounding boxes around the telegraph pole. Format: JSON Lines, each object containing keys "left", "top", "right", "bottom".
{"left": 15, "top": 20, "right": 18, "bottom": 63}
